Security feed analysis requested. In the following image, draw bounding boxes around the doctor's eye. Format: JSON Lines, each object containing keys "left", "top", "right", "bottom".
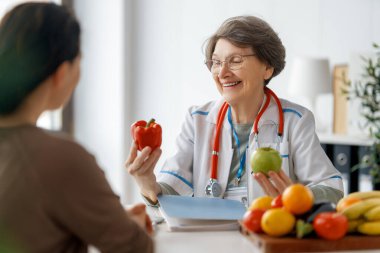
{"left": 229, "top": 55, "right": 244, "bottom": 64}
{"left": 228, "top": 55, "right": 244, "bottom": 69}
{"left": 205, "top": 59, "right": 221, "bottom": 71}
{"left": 212, "top": 60, "right": 222, "bottom": 67}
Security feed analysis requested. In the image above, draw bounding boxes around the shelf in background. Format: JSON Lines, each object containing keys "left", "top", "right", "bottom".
{"left": 317, "top": 133, "right": 374, "bottom": 193}
{"left": 318, "top": 133, "right": 373, "bottom": 146}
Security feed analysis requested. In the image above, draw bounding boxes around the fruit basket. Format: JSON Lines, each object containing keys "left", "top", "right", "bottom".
{"left": 240, "top": 224, "right": 380, "bottom": 253}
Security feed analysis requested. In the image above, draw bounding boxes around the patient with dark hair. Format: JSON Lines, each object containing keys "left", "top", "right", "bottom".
{"left": 0, "top": 3, "right": 153, "bottom": 253}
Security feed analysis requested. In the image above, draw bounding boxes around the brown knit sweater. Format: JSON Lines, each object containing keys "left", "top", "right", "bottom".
{"left": 0, "top": 125, "right": 153, "bottom": 253}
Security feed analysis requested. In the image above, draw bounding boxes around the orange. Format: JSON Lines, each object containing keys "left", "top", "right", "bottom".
{"left": 282, "top": 184, "right": 314, "bottom": 215}
{"left": 249, "top": 196, "right": 273, "bottom": 210}
{"left": 336, "top": 196, "right": 362, "bottom": 212}
{"left": 261, "top": 208, "right": 295, "bottom": 236}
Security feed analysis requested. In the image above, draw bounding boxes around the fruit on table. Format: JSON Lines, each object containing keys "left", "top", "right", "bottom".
{"left": 282, "top": 184, "right": 314, "bottom": 215}
{"left": 357, "top": 221, "right": 380, "bottom": 235}
{"left": 250, "top": 147, "right": 282, "bottom": 175}
{"left": 296, "top": 219, "right": 314, "bottom": 239}
{"left": 295, "top": 202, "right": 336, "bottom": 238}
{"left": 270, "top": 194, "right": 283, "bottom": 208}
{"left": 338, "top": 191, "right": 380, "bottom": 235}
{"left": 336, "top": 196, "right": 362, "bottom": 212}
{"left": 313, "top": 212, "right": 348, "bottom": 240}
{"left": 131, "top": 118, "right": 162, "bottom": 151}
{"left": 248, "top": 196, "right": 273, "bottom": 211}
{"left": 347, "top": 190, "right": 380, "bottom": 200}
{"left": 305, "top": 202, "right": 336, "bottom": 224}
{"left": 340, "top": 198, "right": 380, "bottom": 220}
{"left": 363, "top": 205, "right": 380, "bottom": 221}
{"left": 347, "top": 219, "right": 365, "bottom": 233}
{"left": 242, "top": 208, "right": 266, "bottom": 233}
{"left": 261, "top": 208, "right": 295, "bottom": 237}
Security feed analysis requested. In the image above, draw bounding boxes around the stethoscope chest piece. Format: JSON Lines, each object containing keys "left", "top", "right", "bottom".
{"left": 205, "top": 179, "right": 222, "bottom": 197}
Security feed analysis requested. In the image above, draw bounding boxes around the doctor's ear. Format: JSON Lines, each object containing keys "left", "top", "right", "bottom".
{"left": 263, "top": 66, "right": 274, "bottom": 81}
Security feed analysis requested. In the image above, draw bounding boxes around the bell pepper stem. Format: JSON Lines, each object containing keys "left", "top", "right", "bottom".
{"left": 146, "top": 118, "right": 156, "bottom": 128}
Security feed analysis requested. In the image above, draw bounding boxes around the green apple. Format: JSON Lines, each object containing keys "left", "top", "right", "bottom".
{"left": 250, "top": 147, "right": 282, "bottom": 175}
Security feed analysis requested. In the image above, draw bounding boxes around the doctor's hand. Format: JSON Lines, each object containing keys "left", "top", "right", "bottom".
{"left": 253, "top": 170, "right": 293, "bottom": 197}
{"left": 125, "top": 142, "right": 162, "bottom": 203}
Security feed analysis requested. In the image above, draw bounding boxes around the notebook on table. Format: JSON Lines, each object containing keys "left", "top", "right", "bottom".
{"left": 157, "top": 195, "right": 246, "bottom": 232}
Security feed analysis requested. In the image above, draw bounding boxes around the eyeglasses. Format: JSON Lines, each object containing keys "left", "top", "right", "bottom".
{"left": 204, "top": 54, "right": 256, "bottom": 74}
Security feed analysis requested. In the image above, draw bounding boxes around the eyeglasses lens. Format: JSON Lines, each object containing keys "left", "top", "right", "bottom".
{"left": 205, "top": 55, "right": 245, "bottom": 74}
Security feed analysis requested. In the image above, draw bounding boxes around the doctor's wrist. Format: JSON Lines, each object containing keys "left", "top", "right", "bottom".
{"left": 141, "top": 192, "right": 158, "bottom": 205}
{"left": 141, "top": 183, "right": 162, "bottom": 205}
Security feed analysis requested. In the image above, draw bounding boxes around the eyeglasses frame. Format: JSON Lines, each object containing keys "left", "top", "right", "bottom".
{"left": 204, "top": 54, "right": 256, "bottom": 73}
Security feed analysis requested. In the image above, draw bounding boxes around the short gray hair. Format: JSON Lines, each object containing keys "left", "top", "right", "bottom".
{"left": 204, "top": 16, "right": 285, "bottom": 85}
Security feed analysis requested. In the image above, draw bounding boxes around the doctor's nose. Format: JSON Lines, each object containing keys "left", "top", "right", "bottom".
{"left": 218, "top": 62, "right": 231, "bottom": 78}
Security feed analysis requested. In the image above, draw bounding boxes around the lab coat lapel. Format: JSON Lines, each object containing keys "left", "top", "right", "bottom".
{"left": 203, "top": 99, "right": 233, "bottom": 197}
{"left": 217, "top": 110, "right": 234, "bottom": 196}
{"left": 206, "top": 99, "right": 225, "bottom": 125}
{"left": 259, "top": 97, "right": 279, "bottom": 130}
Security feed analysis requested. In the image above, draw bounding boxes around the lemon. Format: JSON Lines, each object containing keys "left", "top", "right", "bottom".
{"left": 248, "top": 196, "right": 273, "bottom": 210}
{"left": 261, "top": 208, "right": 295, "bottom": 237}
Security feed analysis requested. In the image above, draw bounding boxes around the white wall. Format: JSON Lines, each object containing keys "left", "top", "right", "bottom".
{"left": 73, "top": 0, "right": 380, "bottom": 204}
{"left": 73, "top": 0, "right": 130, "bottom": 202}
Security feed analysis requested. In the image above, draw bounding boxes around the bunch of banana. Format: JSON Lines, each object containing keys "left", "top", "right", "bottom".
{"left": 338, "top": 191, "right": 380, "bottom": 235}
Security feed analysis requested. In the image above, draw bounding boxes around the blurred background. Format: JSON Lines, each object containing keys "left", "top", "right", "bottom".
{"left": 1, "top": 0, "right": 379, "bottom": 203}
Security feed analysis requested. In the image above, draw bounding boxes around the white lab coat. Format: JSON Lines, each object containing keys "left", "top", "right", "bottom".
{"left": 157, "top": 96, "right": 343, "bottom": 204}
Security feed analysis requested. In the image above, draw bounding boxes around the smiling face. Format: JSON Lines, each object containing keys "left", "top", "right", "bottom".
{"left": 212, "top": 39, "right": 274, "bottom": 107}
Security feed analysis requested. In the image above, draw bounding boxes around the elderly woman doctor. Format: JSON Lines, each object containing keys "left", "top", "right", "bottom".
{"left": 126, "top": 15, "right": 344, "bottom": 206}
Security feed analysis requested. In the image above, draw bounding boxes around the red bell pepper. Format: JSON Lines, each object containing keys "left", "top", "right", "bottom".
{"left": 131, "top": 118, "right": 162, "bottom": 151}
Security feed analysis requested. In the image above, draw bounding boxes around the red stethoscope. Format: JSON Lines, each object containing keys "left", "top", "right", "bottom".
{"left": 205, "top": 87, "right": 284, "bottom": 197}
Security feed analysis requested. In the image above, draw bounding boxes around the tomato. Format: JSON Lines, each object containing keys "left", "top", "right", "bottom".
{"left": 271, "top": 194, "right": 283, "bottom": 208}
{"left": 242, "top": 208, "right": 266, "bottom": 233}
{"left": 313, "top": 212, "right": 348, "bottom": 240}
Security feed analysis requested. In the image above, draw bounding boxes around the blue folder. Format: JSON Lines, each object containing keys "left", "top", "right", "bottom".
{"left": 157, "top": 195, "right": 246, "bottom": 220}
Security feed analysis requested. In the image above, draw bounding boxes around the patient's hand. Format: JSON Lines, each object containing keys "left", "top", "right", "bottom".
{"left": 126, "top": 203, "right": 153, "bottom": 235}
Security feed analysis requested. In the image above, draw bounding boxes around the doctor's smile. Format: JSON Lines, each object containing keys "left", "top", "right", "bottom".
{"left": 221, "top": 81, "right": 241, "bottom": 88}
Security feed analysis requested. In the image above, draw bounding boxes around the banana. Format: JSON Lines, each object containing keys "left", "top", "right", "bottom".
{"left": 357, "top": 221, "right": 380, "bottom": 235}
{"left": 348, "top": 219, "right": 365, "bottom": 233}
{"left": 348, "top": 191, "right": 380, "bottom": 200}
{"left": 336, "top": 196, "right": 361, "bottom": 212}
{"left": 364, "top": 205, "right": 380, "bottom": 221}
{"left": 341, "top": 198, "right": 380, "bottom": 220}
